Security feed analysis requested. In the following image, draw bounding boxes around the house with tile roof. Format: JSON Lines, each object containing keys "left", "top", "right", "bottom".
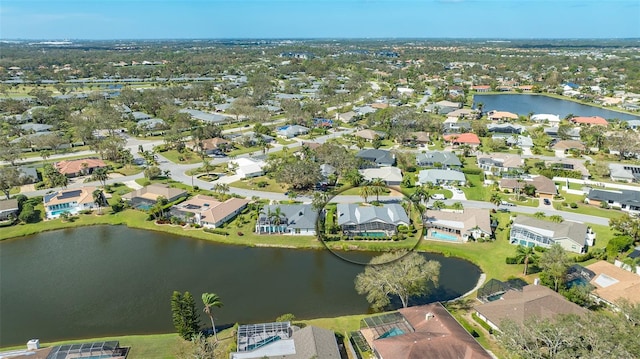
{"left": 474, "top": 284, "right": 588, "bottom": 331}
{"left": 360, "top": 302, "right": 492, "bottom": 359}
{"left": 54, "top": 158, "right": 108, "bottom": 177}
{"left": 500, "top": 175, "right": 557, "bottom": 199}
{"left": 545, "top": 159, "right": 590, "bottom": 180}
{"left": 255, "top": 204, "right": 318, "bottom": 235}
{"left": 353, "top": 129, "right": 386, "bottom": 141}
{"left": 509, "top": 216, "right": 594, "bottom": 253}
{"left": 570, "top": 116, "right": 608, "bottom": 126}
{"left": 424, "top": 208, "right": 492, "bottom": 242}
{"left": 443, "top": 133, "right": 481, "bottom": 147}
{"left": 586, "top": 261, "right": 640, "bottom": 307}
{"left": 488, "top": 110, "right": 518, "bottom": 121}
{"left": 171, "top": 195, "right": 249, "bottom": 229}
{"left": 121, "top": 184, "right": 187, "bottom": 209}
{"left": 337, "top": 203, "right": 409, "bottom": 237}
{"left": 477, "top": 153, "right": 524, "bottom": 175}
{"left": 552, "top": 140, "right": 586, "bottom": 158}
{"left": 228, "top": 157, "right": 267, "bottom": 179}
{"left": 43, "top": 186, "right": 99, "bottom": 219}
{"left": 360, "top": 167, "right": 403, "bottom": 186}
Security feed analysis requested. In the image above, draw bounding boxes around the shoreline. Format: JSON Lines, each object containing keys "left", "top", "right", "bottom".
{"left": 472, "top": 92, "right": 640, "bottom": 119}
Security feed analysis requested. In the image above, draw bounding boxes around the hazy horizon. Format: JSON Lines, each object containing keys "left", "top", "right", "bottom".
{"left": 1, "top": 0, "right": 638, "bottom": 40}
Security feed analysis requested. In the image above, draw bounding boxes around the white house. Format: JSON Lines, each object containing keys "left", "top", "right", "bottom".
{"left": 360, "top": 167, "right": 403, "bottom": 186}
{"left": 43, "top": 187, "right": 99, "bottom": 219}
{"left": 531, "top": 114, "right": 561, "bottom": 125}
{"left": 229, "top": 158, "right": 266, "bottom": 179}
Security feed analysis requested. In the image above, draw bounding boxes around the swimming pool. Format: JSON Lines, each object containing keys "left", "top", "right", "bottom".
{"left": 50, "top": 209, "right": 72, "bottom": 217}
{"left": 430, "top": 230, "right": 458, "bottom": 241}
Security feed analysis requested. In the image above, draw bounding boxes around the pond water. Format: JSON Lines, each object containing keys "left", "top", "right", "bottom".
{"left": 0, "top": 226, "right": 481, "bottom": 347}
{"left": 473, "top": 94, "right": 640, "bottom": 121}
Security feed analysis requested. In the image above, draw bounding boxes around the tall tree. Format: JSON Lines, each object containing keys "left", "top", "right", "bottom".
{"left": 91, "top": 167, "right": 109, "bottom": 187}
{"left": 355, "top": 251, "right": 440, "bottom": 310}
{"left": 369, "top": 178, "right": 386, "bottom": 202}
{"left": 201, "top": 293, "right": 224, "bottom": 341}
{"left": 171, "top": 291, "right": 201, "bottom": 340}
{"left": 0, "top": 166, "right": 22, "bottom": 200}
{"left": 539, "top": 244, "right": 571, "bottom": 292}
{"left": 514, "top": 245, "right": 537, "bottom": 275}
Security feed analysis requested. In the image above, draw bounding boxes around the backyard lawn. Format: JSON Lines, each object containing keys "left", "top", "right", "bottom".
{"left": 160, "top": 149, "right": 203, "bottom": 164}
{"left": 229, "top": 176, "right": 287, "bottom": 193}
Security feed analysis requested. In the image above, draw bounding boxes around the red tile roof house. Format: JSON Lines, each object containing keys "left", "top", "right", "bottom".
{"left": 170, "top": 195, "right": 250, "bottom": 229}
{"left": 360, "top": 302, "right": 492, "bottom": 359}
{"left": 443, "top": 133, "right": 481, "bottom": 147}
{"left": 570, "top": 116, "right": 608, "bottom": 126}
{"left": 54, "top": 158, "right": 108, "bottom": 178}
{"left": 471, "top": 85, "right": 491, "bottom": 93}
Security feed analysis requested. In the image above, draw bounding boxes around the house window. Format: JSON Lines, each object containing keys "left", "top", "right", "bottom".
{"left": 295, "top": 228, "right": 301, "bottom": 234}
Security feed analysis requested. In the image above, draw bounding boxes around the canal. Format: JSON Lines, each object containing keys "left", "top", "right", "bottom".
{"left": 0, "top": 226, "right": 481, "bottom": 347}
{"left": 473, "top": 94, "right": 640, "bottom": 121}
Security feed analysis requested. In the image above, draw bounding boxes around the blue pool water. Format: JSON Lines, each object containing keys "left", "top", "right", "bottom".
{"left": 379, "top": 327, "right": 405, "bottom": 339}
{"left": 50, "top": 209, "right": 72, "bottom": 216}
{"left": 431, "top": 231, "right": 458, "bottom": 241}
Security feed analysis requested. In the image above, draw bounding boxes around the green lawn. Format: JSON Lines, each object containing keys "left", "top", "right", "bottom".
{"left": 554, "top": 192, "right": 625, "bottom": 219}
{"left": 229, "top": 176, "right": 287, "bottom": 193}
{"left": 504, "top": 195, "right": 539, "bottom": 207}
{"left": 159, "top": 150, "right": 203, "bottom": 164}
{"left": 462, "top": 174, "right": 490, "bottom": 201}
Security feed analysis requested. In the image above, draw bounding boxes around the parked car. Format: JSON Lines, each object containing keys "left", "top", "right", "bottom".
{"left": 431, "top": 194, "right": 445, "bottom": 200}
{"left": 501, "top": 201, "right": 515, "bottom": 207}
{"left": 544, "top": 198, "right": 551, "bottom": 205}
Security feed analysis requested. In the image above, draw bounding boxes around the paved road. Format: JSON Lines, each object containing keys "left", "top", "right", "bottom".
{"left": 16, "top": 125, "right": 610, "bottom": 226}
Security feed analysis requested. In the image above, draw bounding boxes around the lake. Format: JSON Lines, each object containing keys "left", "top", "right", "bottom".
{"left": 0, "top": 226, "right": 481, "bottom": 347}
{"left": 473, "top": 94, "right": 640, "bottom": 121}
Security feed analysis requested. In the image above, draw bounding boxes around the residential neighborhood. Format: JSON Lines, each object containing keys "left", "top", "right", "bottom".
{"left": 1, "top": 36, "right": 640, "bottom": 359}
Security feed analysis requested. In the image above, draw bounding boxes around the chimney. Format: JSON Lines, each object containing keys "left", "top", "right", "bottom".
{"left": 534, "top": 278, "right": 540, "bottom": 285}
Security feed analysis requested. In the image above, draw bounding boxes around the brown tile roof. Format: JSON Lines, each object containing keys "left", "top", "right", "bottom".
{"left": 475, "top": 284, "right": 587, "bottom": 329}
{"left": 54, "top": 158, "right": 107, "bottom": 175}
{"left": 488, "top": 111, "right": 518, "bottom": 120}
{"left": 44, "top": 186, "right": 97, "bottom": 206}
{"left": 499, "top": 175, "right": 557, "bottom": 195}
{"left": 121, "top": 183, "right": 187, "bottom": 202}
{"left": 354, "top": 129, "right": 385, "bottom": 141}
{"left": 425, "top": 208, "right": 492, "bottom": 235}
{"left": 372, "top": 303, "right": 492, "bottom": 359}
{"left": 586, "top": 261, "right": 640, "bottom": 305}
{"left": 409, "top": 131, "right": 430, "bottom": 143}
{"left": 571, "top": 116, "right": 608, "bottom": 126}
{"left": 371, "top": 102, "right": 389, "bottom": 109}
{"left": 197, "top": 137, "right": 230, "bottom": 151}
{"left": 176, "top": 195, "right": 249, "bottom": 226}
{"left": 552, "top": 140, "right": 586, "bottom": 151}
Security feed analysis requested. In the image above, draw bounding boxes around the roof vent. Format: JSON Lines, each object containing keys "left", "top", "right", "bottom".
{"left": 425, "top": 312, "right": 435, "bottom": 320}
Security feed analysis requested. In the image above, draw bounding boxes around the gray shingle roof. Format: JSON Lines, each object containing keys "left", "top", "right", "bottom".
{"left": 415, "top": 151, "right": 461, "bottom": 167}
{"left": 356, "top": 149, "right": 395, "bottom": 166}
{"left": 512, "top": 216, "right": 588, "bottom": 246}
{"left": 337, "top": 203, "right": 409, "bottom": 226}
{"left": 262, "top": 204, "right": 318, "bottom": 230}
{"left": 418, "top": 169, "right": 466, "bottom": 184}
{"left": 587, "top": 189, "right": 640, "bottom": 208}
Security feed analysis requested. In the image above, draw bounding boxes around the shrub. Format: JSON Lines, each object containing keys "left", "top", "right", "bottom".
{"left": 462, "top": 168, "right": 482, "bottom": 175}
{"left": 204, "top": 228, "right": 229, "bottom": 236}
{"left": 471, "top": 313, "right": 493, "bottom": 334}
{"left": 505, "top": 257, "right": 518, "bottom": 264}
{"left": 256, "top": 181, "right": 268, "bottom": 188}
{"left": 237, "top": 231, "right": 244, "bottom": 236}
{"left": 569, "top": 202, "right": 578, "bottom": 209}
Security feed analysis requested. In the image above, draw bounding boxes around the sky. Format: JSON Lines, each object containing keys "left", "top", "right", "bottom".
{"left": 1, "top": 0, "right": 639, "bottom": 40}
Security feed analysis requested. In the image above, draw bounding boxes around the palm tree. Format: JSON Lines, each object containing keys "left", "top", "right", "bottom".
{"left": 270, "top": 207, "right": 284, "bottom": 233}
{"left": 201, "top": 293, "right": 224, "bottom": 341}
{"left": 91, "top": 167, "right": 109, "bottom": 187}
{"left": 92, "top": 189, "right": 104, "bottom": 215}
{"left": 359, "top": 185, "right": 373, "bottom": 204}
{"left": 514, "top": 245, "right": 537, "bottom": 275}
{"left": 452, "top": 202, "right": 464, "bottom": 211}
{"left": 432, "top": 200, "right": 445, "bottom": 211}
{"left": 534, "top": 211, "right": 546, "bottom": 219}
{"left": 490, "top": 193, "right": 502, "bottom": 209}
{"left": 344, "top": 169, "right": 364, "bottom": 187}
{"left": 370, "top": 178, "right": 386, "bottom": 202}
{"left": 549, "top": 215, "right": 564, "bottom": 223}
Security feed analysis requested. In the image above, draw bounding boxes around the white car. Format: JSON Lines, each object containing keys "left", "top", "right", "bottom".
{"left": 431, "top": 194, "right": 445, "bottom": 200}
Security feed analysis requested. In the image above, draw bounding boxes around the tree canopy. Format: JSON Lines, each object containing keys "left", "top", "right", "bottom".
{"left": 355, "top": 251, "right": 440, "bottom": 310}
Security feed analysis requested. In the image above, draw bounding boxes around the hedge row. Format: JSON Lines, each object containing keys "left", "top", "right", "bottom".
{"left": 204, "top": 228, "right": 229, "bottom": 236}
